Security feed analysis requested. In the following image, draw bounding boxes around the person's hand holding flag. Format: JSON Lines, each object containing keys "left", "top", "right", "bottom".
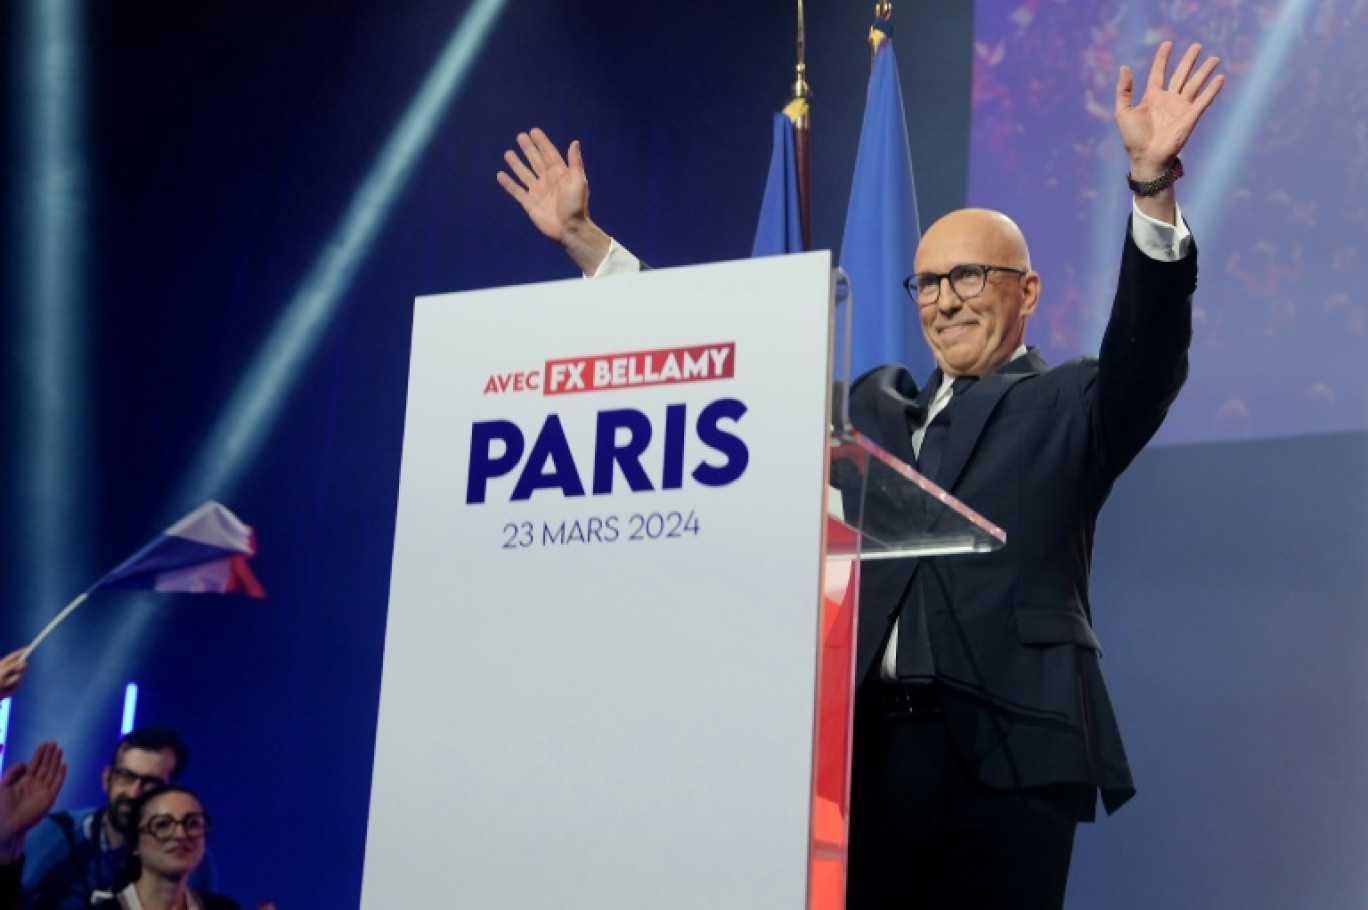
{"left": 0, "top": 651, "right": 26, "bottom": 701}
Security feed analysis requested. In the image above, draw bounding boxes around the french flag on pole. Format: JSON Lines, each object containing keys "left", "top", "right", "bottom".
{"left": 96, "top": 501, "right": 266, "bottom": 597}
{"left": 24, "top": 502, "right": 265, "bottom": 657}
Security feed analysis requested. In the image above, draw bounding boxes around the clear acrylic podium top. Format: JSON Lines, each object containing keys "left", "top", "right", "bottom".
{"left": 825, "top": 270, "right": 1005, "bottom": 561}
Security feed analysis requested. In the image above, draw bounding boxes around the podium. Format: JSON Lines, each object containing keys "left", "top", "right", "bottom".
{"left": 362, "top": 253, "right": 1003, "bottom": 908}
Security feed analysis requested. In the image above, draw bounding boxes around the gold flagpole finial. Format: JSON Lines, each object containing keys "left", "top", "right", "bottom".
{"left": 870, "top": 1, "right": 893, "bottom": 57}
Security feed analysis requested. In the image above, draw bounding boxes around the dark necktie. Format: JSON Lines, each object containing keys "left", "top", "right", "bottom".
{"left": 895, "top": 374, "right": 976, "bottom": 681}
{"left": 917, "top": 374, "right": 977, "bottom": 482}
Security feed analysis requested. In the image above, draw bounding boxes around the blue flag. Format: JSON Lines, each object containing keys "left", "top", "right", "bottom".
{"left": 752, "top": 110, "right": 804, "bottom": 257}
{"left": 839, "top": 38, "right": 927, "bottom": 378}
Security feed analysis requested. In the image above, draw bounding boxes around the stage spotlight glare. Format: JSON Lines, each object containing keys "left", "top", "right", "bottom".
{"left": 10, "top": 0, "right": 93, "bottom": 768}
{"left": 0, "top": 698, "right": 10, "bottom": 772}
{"left": 17, "top": 0, "right": 88, "bottom": 619}
{"left": 1187, "top": 0, "right": 1314, "bottom": 238}
{"left": 176, "top": 0, "right": 510, "bottom": 508}
{"left": 121, "top": 682, "right": 140, "bottom": 735}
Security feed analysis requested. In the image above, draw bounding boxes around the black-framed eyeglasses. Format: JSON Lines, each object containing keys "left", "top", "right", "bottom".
{"left": 109, "top": 767, "right": 171, "bottom": 792}
{"left": 903, "top": 264, "right": 1028, "bottom": 306}
{"left": 140, "top": 812, "right": 211, "bottom": 841}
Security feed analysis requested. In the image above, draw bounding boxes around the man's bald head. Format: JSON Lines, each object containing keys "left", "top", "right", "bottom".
{"left": 913, "top": 208, "right": 1041, "bottom": 377}
{"left": 917, "top": 209, "right": 1032, "bottom": 273}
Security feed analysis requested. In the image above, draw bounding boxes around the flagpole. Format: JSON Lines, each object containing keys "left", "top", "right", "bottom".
{"left": 791, "top": 0, "right": 812, "bottom": 251}
{"left": 23, "top": 592, "right": 89, "bottom": 658}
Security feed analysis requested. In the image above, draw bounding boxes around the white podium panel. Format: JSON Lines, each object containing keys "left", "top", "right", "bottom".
{"left": 363, "top": 253, "right": 835, "bottom": 908}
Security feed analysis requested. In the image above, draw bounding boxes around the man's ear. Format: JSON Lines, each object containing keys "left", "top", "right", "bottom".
{"left": 1019, "top": 271, "right": 1042, "bottom": 317}
{"left": 101, "top": 765, "right": 112, "bottom": 794}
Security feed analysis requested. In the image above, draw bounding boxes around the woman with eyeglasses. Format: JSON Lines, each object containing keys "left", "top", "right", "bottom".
{"left": 94, "top": 784, "right": 240, "bottom": 910}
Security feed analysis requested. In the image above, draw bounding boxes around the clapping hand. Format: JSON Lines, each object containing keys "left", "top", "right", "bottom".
{"left": 0, "top": 742, "right": 67, "bottom": 863}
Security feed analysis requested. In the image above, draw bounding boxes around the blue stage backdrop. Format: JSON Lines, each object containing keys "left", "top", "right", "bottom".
{"left": 1, "top": 1, "right": 1364, "bottom": 908}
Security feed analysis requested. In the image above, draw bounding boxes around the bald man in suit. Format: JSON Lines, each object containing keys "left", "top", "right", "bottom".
{"left": 499, "top": 39, "right": 1224, "bottom": 910}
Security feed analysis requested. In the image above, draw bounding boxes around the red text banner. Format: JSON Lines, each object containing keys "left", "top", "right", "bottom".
{"left": 543, "top": 342, "right": 735, "bottom": 396}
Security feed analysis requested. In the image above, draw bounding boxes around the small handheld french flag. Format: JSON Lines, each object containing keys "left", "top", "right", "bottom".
{"left": 24, "top": 502, "right": 265, "bottom": 656}
{"left": 96, "top": 501, "right": 265, "bottom": 597}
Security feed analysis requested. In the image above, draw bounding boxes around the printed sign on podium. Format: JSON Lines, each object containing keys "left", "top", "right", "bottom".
{"left": 363, "top": 253, "right": 836, "bottom": 908}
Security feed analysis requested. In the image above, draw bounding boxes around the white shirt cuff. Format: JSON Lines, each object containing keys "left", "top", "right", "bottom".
{"left": 587, "top": 238, "right": 642, "bottom": 278}
{"left": 1130, "top": 201, "right": 1192, "bottom": 262}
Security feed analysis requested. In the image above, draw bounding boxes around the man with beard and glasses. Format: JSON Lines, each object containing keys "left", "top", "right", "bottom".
{"left": 20, "top": 727, "right": 218, "bottom": 909}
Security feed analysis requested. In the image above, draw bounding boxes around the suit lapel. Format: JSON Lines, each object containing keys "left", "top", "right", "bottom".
{"left": 865, "top": 367, "right": 921, "bottom": 466}
{"left": 935, "top": 349, "right": 1046, "bottom": 492}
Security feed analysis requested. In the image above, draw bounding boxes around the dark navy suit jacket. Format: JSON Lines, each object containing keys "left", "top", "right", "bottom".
{"left": 847, "top": 226, "right": 1197, "bottom": 818}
